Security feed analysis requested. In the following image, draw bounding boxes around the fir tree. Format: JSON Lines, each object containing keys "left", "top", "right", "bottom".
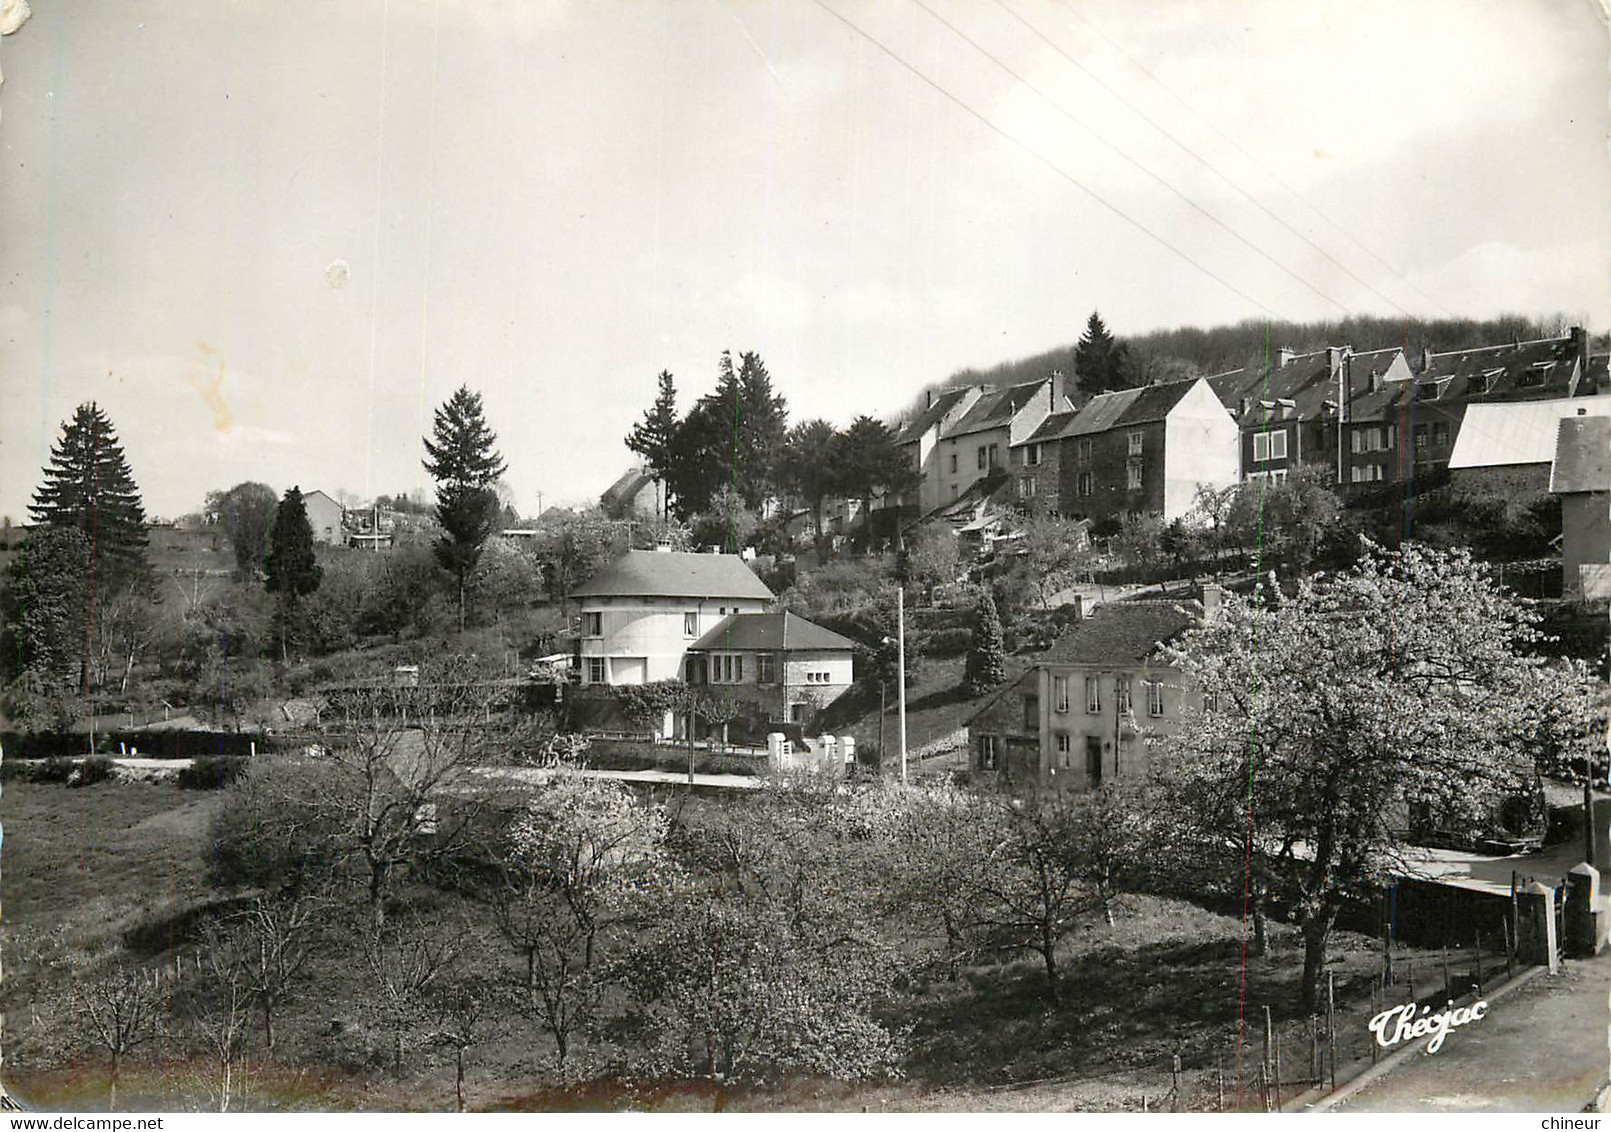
{"left": 963, "top": 589, "right": 1007, "bottom": 697}
{"left": 1073, "top": 311, "right": 1137, "bottom": 394}
{"left": 423, "top": 386, "right": 509, "bottom": 631}
{"left": 29, "top": 402, "right": 148, "bottom": 586}
{"left": 7, "top": 525, "right": 91, "bottom": 694}
{"left": 625, "top": 371, "right": 679, "bottom": 518}
{"left": 264, "top": 486, "right": 322, "bottom": 662}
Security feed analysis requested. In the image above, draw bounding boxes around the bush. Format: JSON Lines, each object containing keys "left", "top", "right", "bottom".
{"left": 177, "top": 756, "right": 252, "bottom": 790}
{"left": 31, "top": 756, "right": 83, "bottom": 784}
{"left": 67, "top": 755, "right": 114, "bottom": 787}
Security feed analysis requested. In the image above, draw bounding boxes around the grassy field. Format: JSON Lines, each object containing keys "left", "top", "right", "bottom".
{"left": 0, "top": 779, "right": 1495, "bottom": 1112}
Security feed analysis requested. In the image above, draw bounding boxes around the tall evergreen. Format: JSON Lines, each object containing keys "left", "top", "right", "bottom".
{"left": 663, "top": 351, "right": 788, "bottom": 520}
{"left": 422, "top": 386, "right": 508, "bottom": 631}
{"left": 625, "top": 371, "right": 679, "bottom": 518}
{"left": 264, "top": 486, "right": 322, "bottom": 661}
{"left": 7, "top": 525, "right": 91, "bottom": 693}
{"left": 963, "top": 589, "right": 1007, "bottom": 697}
{"left": 733, "top": 352, "right": 788, "bottom": 511}
{"left": 1073, "top": 310, "right": 1137, "bottom": 394}
{"left": 29, "top": 402, "right": 148, "bottom": 586}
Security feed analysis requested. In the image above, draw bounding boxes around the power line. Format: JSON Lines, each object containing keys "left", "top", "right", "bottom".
{"left": 806, "top": 0, "right": 1293, "bottom": 320}
{"left": 1056, "top": 0, "right": 1456, "bottom": 318}
{"left": 996, "top": 0, "right": 1418, "bottom": 320}
{"left": 908, "top": 0, "right": 1356, "bottom": 317}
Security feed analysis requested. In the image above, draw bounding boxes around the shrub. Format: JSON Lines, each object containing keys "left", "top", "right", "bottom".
{"left": 922, "top": 627, "right": 973, "bottom": 657}
{"left": 176, "top": 756, "right": 252, "bottom": 790}
{"left": 67, "top": 755, "right": 115, "bottom": 787}
{"left": 31, "top": 756, "right": 82, "bottom": 784}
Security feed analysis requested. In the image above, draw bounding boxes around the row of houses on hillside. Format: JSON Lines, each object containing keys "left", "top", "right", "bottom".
{"left": 893, "top": 327, "right": 1599, "bottom": 531}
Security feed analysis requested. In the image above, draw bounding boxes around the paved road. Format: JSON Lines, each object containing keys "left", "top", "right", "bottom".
{"left": 1330, "top": 953, "right": 1611, "bottom": 1112}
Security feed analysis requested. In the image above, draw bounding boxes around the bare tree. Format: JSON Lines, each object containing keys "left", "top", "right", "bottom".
{"left": 313, "top": 656, "right": 530, "bottom": 929}
{"left": 361, "top": 914, "right": 468, "bottom": 1075}
{"left": 73, "top": 964, "right": 166, "bottom": 1110}
{"left": 188, "top": 935, "right": 254, "bottom": 1112}
{"left": 225, "top": 896, "right": 318, "bottom": 1054}
{"left": 425, "top": 972, "right": 503, "bottom": 1112}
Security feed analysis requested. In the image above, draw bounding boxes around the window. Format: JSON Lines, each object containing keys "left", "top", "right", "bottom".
{"left": 1351, "top": 464, "right": 1385, "bottom": 484}
{"left": 1023, "top": 694, "right": 1039, "bottom": 731}
{"left": 977, "top": 446, "right": 988, "bottom": 470}
{"left": 1018, "top": 477, "right": 1037, "bottom": 499}
{"left": 1053, "top": 676, "right": 1070, "bottom": 713}
{"left": 949, "top": 453, "right": 958, "bottom": 473}
{"left": 1115, "top": 676, "right": 1132, "bottom": 714}
{"left": 1203, "top": 691, "right": 1220, "bottom": 713}
{"left": 683, "top": 611, "right": 698, "bottom": 637}
{"left": 1027, "top": 443, "right": 1043, "bottom": 467}
{"left": 804, "top": 670, "right": 833, "bottom": 684}
{"left": 1128, "top": 430, "right": 1144, "bottom": 456}
{"left": 1085, "top": 676, "right": 1102, "bottom": 714}
{"left": 1434, "top": 422, "right": 1450, "bottom": 447}
{"left": 583, "top": 612, "right": 602, "bottom": 637}
{"left": 1147, "top": 679, "right": 1165, "bottom": 717}
{"left": 989, "top": 444, "right": 1000, "bottom": 468}
{"left": 1056, "top": 732, "right": 1072, "bottom": 768}
{"left": 1252, "top": 429, "right": 1288, "bottom": 462}
{"left": 1127, "top": 460, "right": 1143, "bottom": 490}
{"left": 1414, "top": 424, "right": 1428, "bottom": 451}
{"left": 710, "top": 654, "right": 745, "bottom": 684}
{"left": 979, "top": 735, "right": 999, "bottom": 771}
{"left": 1078, "top": 471, "right": 1094, "bottom": 497}
{"left": 1077, "top": 438, "right": 1093, "bottom": 465}
{"left": 757, "top": 653, "right": 777, "bottom": 684}
{"left": 587, "top": 658, "right": 606, "bottom": 684}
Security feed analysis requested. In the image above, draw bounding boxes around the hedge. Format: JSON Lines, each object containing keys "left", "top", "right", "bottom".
{"left": 177, "top": 756, "right": 252, "bottom": 790}
{"left": 0, "top": 730, "right": 270, "bottom": 760}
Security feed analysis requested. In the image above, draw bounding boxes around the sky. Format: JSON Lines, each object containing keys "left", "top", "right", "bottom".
{"left": 1, "top": 0, "right": 1607, "bottom": 522}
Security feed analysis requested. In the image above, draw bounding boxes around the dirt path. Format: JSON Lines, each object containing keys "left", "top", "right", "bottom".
{"left": 1328, "top": 953, "right": 1611, "bottom": 1112}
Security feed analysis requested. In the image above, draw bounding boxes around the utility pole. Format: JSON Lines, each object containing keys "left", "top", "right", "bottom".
{"left": 897, "top": 585, "right": 908, "bottom": 786}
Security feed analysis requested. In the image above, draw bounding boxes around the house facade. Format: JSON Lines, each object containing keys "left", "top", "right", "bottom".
{"left": 302, "top": 490, "right": 345, "bottom": 545}
{"left": 1550, "top": 415, "right": 1611, "bottom": 600}
{"left": 966, "top": 599, "right": 1203, "bottom": 793}
{"left": 931, "top": 375, "right": 1067, "bottom": 509}
{"left": 1342, "top": 331, "right": 1588, "bottom": 490}
{"left": 684, "top": 611, "right": 858, "bottom": 729}
{"left": 896, "top": 386, "right": 989, "bottom": 514}
{"left": 570, "top": 550, "right": 772, "bottom": 688}
{"left": 1052, "top": 377, "right": 1238, "bottom": 522}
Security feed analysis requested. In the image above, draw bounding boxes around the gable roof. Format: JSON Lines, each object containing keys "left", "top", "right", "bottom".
{"left": 1040, "top": 600, "right": 1199, "bottom": 666}
{"left": 690, "top": 611, "right": 858, "bottom": 652}
{"left": 1020, "top": 408, "right": 1080, "bottom": 445}
{"left": 1061, "top": 377, "right": 1204, "bottom": 437}
{"left": 599, "top": 466, "right": 655, "bottom": 511}
{"left": 945, "top": 378, "right": 1048, "bottom": 438}
{"left": 571, "top": 550, "right": 774, "bottom": 600}
{"left": 898, "top": 387, "right": 975, "bottom": 444}
{"left": 1065, "top": 386, "right": 1147, "bottom": 436}
{"left": 1550, "top": 416, "right": 1611, "bottom": 494}
{"left": 1449, "top": 396, "right": 1611, "bottom": 470}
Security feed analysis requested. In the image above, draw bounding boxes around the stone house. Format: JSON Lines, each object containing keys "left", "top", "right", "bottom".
{"left": 965, "top": 597, "right": 1204, "bottom": 793}
{"left": 931, "top": 375, "right": 1068, "bottom": 509}
{"left": 1053, "top": 376, "right": 1239, "bottom": 523}
{"left": 1447, "top": 395, "right": 1611, "bottom": 500}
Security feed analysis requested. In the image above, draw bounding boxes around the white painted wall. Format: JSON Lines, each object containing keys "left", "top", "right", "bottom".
{"left": 577, "top": 596, "right": 769, "bottom": 684}
{"left": 1161, "top": 379, "right": 1240, "bottom": 520}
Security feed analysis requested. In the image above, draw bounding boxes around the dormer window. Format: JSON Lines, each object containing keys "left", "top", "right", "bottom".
{"left": 1519, "top": 361, "right": 1556, "bottom": 388}
{"left": 1477, "top": 367, "right": 1504, "bottom": 394}
{"left": 1416, "top": 379, "right": 1450, "bottom": 402}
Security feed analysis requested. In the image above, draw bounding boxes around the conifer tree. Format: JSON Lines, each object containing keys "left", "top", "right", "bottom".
{"left": 963, "top": 589, "right": 1007, "bottom": 697}
{"left": 625, "top": 371, "right": 679, "bottom": 518}
{"left": 423, "top": 387, "right": 508, "bottom": 631}
{"left": 29, "top": 402, "right": 148, "bottom": 586}
{"left": 264, "top": 487, "right": 322, "bottom": 662}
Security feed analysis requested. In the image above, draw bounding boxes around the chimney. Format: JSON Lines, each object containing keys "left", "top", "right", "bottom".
{"left": 1327, "top": 346, "right": 1345, "bottom": 372}
{"left": 1239, "top": 396, "right": 1251, "bottom": 419}
{"left": 1420, "top": 346, "right": 1433, "bottom": 372}
{"left": 1368, "top": 371, "right": 1380, "bottom": 394}
{"left": 1572, "top": 325, "right": 1589, "bottom": 381}
{"left": 1277, "top": 347, "right": 1296, "bottom": 368}
{"left": 1050, "top": 369, "right": 1067, "bottom": 410}
{"left": 927, "top": 390, "right": 935, "bottom": 410}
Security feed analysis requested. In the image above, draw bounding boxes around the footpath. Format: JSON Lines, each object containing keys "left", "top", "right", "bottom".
{"left": 1320, "top": 951, "right": 1611, "bottom": 1112}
